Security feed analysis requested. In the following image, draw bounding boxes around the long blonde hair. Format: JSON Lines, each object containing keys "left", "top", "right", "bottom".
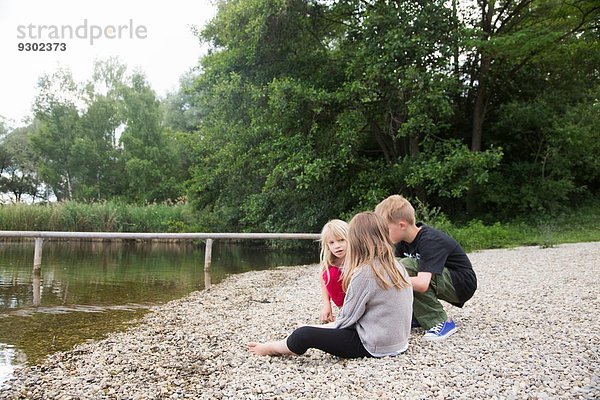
{"left": 319, "top": 219, "right": 349, "bottom": 284}
{"left": 342, "top": 212, "right": 411, "bottom": 292}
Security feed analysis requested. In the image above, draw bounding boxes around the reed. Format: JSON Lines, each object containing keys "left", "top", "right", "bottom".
{"left": 0, "top": 201, "right": 194, "bottom": 233}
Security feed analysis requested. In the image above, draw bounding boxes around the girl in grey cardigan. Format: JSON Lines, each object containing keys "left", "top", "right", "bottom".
{"left": 248, "top": 212, "right": 413, "bottom": 358}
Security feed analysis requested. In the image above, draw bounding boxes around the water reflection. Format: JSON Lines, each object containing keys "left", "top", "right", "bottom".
{"left": 32, "top": 270, "right": 41, "bottom": 307}
{"left": 0, "top": 240, "right": 318, "bottom": 384}
{"left": 0, "top": 344, "right": 26, "bottom": 387}
{"left": 1, "top": 242, "right": 203, "bottom": 310}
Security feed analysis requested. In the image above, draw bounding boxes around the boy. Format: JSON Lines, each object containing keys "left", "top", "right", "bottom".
{"left": 375, "top": 195, "right": 477, "bottom": 341}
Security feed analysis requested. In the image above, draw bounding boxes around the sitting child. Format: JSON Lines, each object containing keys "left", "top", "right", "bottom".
{"left": 248, "top": 212, "right": 413, "bottom": 358}
{"left": 318, "top": 219, "right": 348, "bottom": 323}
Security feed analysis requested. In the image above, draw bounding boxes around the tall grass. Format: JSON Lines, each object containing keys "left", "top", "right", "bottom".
{"left": 0, "top": 200, "right": 598, "bottom": 250}
{"left": 0, "top": 201, "right": 195, "bottom": 233}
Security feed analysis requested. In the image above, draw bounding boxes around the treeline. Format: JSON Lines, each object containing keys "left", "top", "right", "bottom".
{"left": 1, "top": 0, "right": 599, "bottom": 234}
{"left": 0, "top": 61, "right": 187, "bottom": 205}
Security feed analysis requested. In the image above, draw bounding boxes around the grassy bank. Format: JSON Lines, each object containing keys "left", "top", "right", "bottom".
{"left": 441, "top": 200, "right": 600, "bottom": 252}
{"left": 0, "top": 200, "right": 598, "bottom": 250}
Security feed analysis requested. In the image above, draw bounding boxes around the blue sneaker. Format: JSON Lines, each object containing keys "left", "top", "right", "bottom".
{"left": 423, "top": 320, "right": 457, "bottom": 341}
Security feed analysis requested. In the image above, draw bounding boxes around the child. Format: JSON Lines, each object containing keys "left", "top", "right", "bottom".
{"left": 248, "top": 212, "right": 413, "bottom": 358}
{"left": 319, "top": 219, "right": 349, "bottom": 323}
{"left": 375, "top": 195, "right": 477, "bottom": 341}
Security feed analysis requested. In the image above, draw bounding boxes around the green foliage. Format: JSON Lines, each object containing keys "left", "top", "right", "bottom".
{"left": 30, "top": 68, "right": 81, "bottom": 201}
{"left": 15, "top": 60, "right": 188, "bottom": 204}
{"left": 418, "top": 200, "right": 600, "bottom": 253}
{"left": 408, "top": 197, "right": 450, "bottom": 229}
{"left": 404, "top": 139, "right": 503, "bottom": 199}
{"left": 188, "top": 0, "right": 355, "bottom": 231}
{"left": 2, "top": 0, "right": 598, "bottom": 235}
{"left": 341, "top": 159, "right": 403, "bottom": 220}
{"left": 188, "top": 0, "right": 481, "bottom": 232}
{"left": 161, "top": 71, "right": 205, "bottom": 133}
{"left": 336, "top": 0, "right": 458, "bottom": 163}
{"left": 0, "top": 201, "right": 194, "bottom": 232}
{"left": 75, "top": 89, "right": 125, "bottom": 200}
{"left": 0, "top": 125, "right": 42, "bottom": 201}
{"left": 116, "top": 72, "right": 184, "bottom": 204}
{"left": 551, "top": 89, "right": 600, "bottom": 191}
{"left": 177, "top": 0, "right": 599, "bottom": 232}
{"left": 482, "top": 83, "right": 599, "bottom": 216}
{"left": 445, "top": 220, "right": 525, "bottom": 253}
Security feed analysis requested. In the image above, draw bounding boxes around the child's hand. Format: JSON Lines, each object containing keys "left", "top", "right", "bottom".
{"left": 320, "top": 304, "right": 335, "bottom": 323}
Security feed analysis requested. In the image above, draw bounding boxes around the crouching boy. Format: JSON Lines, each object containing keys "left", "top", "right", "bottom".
{"left": 375, "top": 195, "right": 477, "bottom": 341}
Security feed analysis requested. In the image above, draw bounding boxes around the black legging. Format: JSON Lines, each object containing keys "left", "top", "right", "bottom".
{"left": 286, "top": 326, "right": 373, "bottom": 359}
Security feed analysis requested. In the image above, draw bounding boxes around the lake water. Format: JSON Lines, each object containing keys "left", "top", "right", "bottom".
{"left": 0, "top": 240, "right": 318, "bottom": 384}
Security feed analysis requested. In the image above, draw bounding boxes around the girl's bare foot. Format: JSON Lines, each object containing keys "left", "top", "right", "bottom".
{"left": 247, "top": 341, "right": 272, "bottom": 356}
{"left": 247, "top": 340, "right": 294, "bottom": 356}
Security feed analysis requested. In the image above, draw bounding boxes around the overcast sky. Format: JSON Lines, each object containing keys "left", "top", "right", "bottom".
{"left": 0, "top": 0, "right": 217, "bottom": 127}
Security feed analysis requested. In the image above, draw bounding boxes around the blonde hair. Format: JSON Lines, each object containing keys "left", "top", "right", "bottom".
{"left": 374, "top": 195, "right": 416, "bottom": 225}
{"left": 342, "top": 212, "right": 411, "bottom": 292}
{"left": 319, "top": 219, "right": 349, "bottom": 283}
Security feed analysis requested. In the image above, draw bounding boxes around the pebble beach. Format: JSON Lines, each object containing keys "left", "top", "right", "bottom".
{"left": 1, "top": 242, "right": 599, "bottom": 399}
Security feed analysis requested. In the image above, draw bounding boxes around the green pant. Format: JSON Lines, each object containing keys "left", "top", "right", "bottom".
{"left": 400, "top": 258, "right": 460, "bottom": 330}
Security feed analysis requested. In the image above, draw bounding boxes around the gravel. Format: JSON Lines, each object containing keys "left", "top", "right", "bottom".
{"left": 1, "top": 242, "right": 599, "bottom": 399}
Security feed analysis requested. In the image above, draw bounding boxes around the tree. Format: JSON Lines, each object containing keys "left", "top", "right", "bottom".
{"left": 189, "top": 0, "right": 354, "bottom": 231}
{"left": 334, "top": 0, "right": 458, "bottom": 161}
{"left": 464, "top": 0, "right": 600, "bottom": 152}
{"left": 30, "top": 67, "right": 82, "bottom": 200}
{"left": 74, "top": 94, "right": 125, "bottom": 200}
{"left": 465, "top": 0, "right": 600, "bottom": 215}
{"left": 66, "top": 58, "right": 130, "bottom": 200}
{"left": 120, "top": 73, "right": 182, "bottom": 203}
{"left": 0, "top": 125, "right": 43, "bottom": 202}
{"left": 25, "top": 60, "right": 187, "bottom": 204}
{"left": 161, "top": 71, "right": 205, "bottom": 133}
{"left": 187, "top": 0, "right": 507, "bottom": 230}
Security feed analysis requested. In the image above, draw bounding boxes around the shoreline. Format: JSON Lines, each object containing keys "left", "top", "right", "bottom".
{"left": 1, "top": 242, "right": 599, "bottom": 399}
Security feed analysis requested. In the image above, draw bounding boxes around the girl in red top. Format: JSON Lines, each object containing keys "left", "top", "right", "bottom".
{"left": 319, "top": 219, "right": 349, "bottom": 323}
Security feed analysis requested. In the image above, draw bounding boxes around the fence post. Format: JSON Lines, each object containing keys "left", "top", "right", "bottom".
{"left": 204, "top": 238, "right": 213, "bottom": 289}
{"left": 33, "top": 237, "right": 43, "bottom": 272}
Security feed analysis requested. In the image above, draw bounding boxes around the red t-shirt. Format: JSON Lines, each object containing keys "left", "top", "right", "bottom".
{"left": 322, "top": 265, "right": 345, "bottom": 307}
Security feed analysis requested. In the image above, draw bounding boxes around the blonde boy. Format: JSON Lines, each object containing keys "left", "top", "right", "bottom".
{"left": 375, "top": 195, "right": 477, "bottom": 341}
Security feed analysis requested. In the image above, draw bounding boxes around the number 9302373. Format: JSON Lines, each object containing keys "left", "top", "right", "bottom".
{"left": 17, "top": 42, "right": 67, "bottom": 51}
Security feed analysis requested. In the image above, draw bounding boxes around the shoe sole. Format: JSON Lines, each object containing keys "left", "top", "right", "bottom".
{"left": 422, "top": 327, "right": 457, "bottom": 341}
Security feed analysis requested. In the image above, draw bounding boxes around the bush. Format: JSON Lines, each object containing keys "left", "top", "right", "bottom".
{"left": 444, "top": 220, "right": 526, "bottom": 252}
